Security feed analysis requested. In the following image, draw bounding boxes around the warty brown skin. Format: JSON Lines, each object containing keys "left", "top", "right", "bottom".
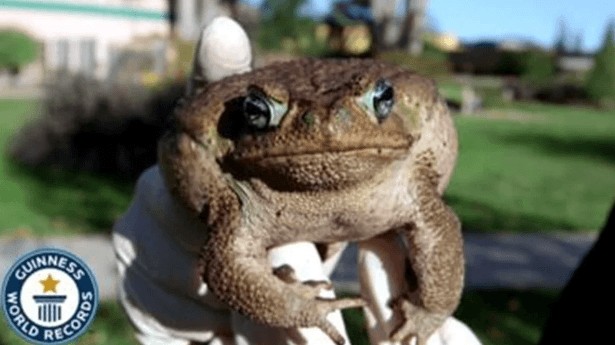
{"left": 158, "top": 58, "right": 464, "bottom": 345}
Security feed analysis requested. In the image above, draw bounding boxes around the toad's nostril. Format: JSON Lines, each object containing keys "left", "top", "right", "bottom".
{"left": 301, "top": 112, "right": 316, "bottom": 127}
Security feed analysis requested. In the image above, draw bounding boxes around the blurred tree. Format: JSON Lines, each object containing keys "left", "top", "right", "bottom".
{"left": 521, "top": 50, "right": 556, "bottom": 88}
{"left": 0, "top": 30, "right": 38, "bottom": 76}
{"left": 585, "top": 21, "right": 615, "bottom": 107}
{"left": 258, "top": 0, "right": 325, "bottom": 55}
{"left": 168, "top": 0, "right": 177, "bottom": 34}
{"left": 573, "top": 32, "right": 584, "bottom": 55}
{"left": 554, "top": 19, "right": 569, "bottom": 55}
{"left": 259, "top": 0, "right": 305, "bottom": 51}
{"left": 403, "top": 0, "right": 428, "bottom": 56}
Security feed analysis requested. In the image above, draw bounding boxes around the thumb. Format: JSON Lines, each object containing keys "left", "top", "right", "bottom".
{"left": 187, "top": 16, "right": 252, "bottom": 96}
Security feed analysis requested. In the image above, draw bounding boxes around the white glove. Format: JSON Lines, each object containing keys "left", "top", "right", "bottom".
{"left": 112, "top": 16, "right": 481, "bottom": 345}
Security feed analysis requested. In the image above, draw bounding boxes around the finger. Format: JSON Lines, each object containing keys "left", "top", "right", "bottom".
{"left": 318, "top": 297, "right": 366, "bottom": 311}
{"left": 358, "top": 232, "right": 408, "bottom": 339}
{"left": 303, "top": 280, "right": 333, "bottom": 291}
{"left": 265, "top": 242, "right": 351, "bottom": 344}
{"left": 318, "top": 319, "right": 347, "bottom": 345}
{"left": 390, "top": 321, "right": 416, "bottom": 344}
{"left": 188, "top": 16, "right": 252, "bottom": 94}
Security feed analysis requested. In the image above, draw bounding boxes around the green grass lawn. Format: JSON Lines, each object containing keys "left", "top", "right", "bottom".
{"left": 0, "top": 290, "right": 557, "bottom": 345}
{"left": 447, "top": 102, "right": 615, "bottom": 232}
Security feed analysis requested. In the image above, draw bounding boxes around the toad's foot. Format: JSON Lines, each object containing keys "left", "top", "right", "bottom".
{"left": 273, "top": 264, "right": 362, "bottom": 344}
{"left": 273, "top": 264, "right": 333, "bottom": 299}
{"left": 389, "top": 295, "right": 447, "bottom": 345}
{"left": 303, "top": 297, "right": 365, "bottom": 345}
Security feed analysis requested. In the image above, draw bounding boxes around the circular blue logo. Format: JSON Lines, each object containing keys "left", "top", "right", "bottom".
{"left": 2, "top": 248, "right": 99, "bottom": 345}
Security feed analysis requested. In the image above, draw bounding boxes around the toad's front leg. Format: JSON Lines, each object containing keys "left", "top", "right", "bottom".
{"left": 159, "top": 132, "right": 363, "bottom": 344}
{"left": 391, "top": 172, "right": 465, "bottom": 345}
{"left": 202, "top": 227, "right": 363, "bottom": 345}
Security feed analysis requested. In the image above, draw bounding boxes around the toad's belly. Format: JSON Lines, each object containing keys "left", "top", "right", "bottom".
{"left": 237, "top": 164, "right": 417, "bottom": 246}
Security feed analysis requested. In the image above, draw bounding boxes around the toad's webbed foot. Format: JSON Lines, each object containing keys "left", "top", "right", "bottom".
{"left": 389, "top": 295, "right": 447, "bottom": 345}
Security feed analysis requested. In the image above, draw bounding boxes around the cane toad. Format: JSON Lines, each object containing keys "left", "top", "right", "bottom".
{"left": 159, "top": 59, "right": 464, "bottom": 345}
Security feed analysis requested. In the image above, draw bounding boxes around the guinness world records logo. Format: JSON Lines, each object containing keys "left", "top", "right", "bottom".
{"left": 2, "top": 248, "right": 98, "bottom": 344}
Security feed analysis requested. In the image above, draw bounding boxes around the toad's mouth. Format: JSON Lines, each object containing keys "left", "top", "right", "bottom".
{"left": 229, "top": 143, "right": 412, "bottom": 162}
{"left": 219, "top": 143, "right": 413, "bottom": 191}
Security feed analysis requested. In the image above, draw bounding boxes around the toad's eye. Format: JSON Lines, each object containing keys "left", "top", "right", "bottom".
{"left": 243, "top": 90, "right": 271, "bottom": 130}
{"left": 359, "top": 78, "right": 395, "bottom": 123}
{"left": 243, "top": 87, "right": 288, "bottom": 130}
{"left": 372, "top": 79, "right": 394, "bottom": 121}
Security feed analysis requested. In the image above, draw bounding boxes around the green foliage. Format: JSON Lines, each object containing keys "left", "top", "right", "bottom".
{"left": 554, "top": 20, "right": 568, "bottom": 54}
{"left": 257, "top": 0, "right": 327, "bottom": 55}
{"left": 585, "top": 21, "right": 615, "bottom": 107}
{"left": 521, "top": 50, "right": 556, "bottom": 87}
{"left": 496, "top": 51, "right": 526, "bottom": 75}
{"left": 8, "top": 74, "right": 184, "bottom": 180}
{"left": 495, "top": 49, "right": 556, "bottom": 83}
{"left": 0, "top": 30, "right": 38, "bottom": 71}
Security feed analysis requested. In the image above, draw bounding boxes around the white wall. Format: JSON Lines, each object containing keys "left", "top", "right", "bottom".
{"left": 0, "top": 0, "right": 168, "bottom": 79}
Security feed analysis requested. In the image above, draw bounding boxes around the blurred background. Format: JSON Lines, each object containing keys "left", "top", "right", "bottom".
{"left": 0, "top": 1, "right": 614, "bottom": 344}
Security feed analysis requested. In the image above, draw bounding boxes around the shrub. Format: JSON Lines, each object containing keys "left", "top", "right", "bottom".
{"left": 257, "top": 0, "right": 328, "bottom": 56}
{"left": 534, "top": 83, "right": 589, "bottom": 105}
{"left": 0, "top": 30, "right": 38, "bottom": 73}
{"left": 585, "top": 22, "right": 615, "bottom": 107}
{"left": 8, "top": 74, "right": 185, "bottom": 180}
{"left": 496, "top": 51, "right": 526, "bottom": 75}
{"left": 521, "top": 50, "right": 556, "bottom": 88}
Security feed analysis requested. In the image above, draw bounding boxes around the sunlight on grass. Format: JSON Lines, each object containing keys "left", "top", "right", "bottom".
{"left": 447, "top": 102, "right": 615, "bottom": 232}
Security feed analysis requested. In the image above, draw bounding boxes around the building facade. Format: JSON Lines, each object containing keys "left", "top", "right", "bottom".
{"left": 0, "top": 0, "right": 169, "bottom": 80}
